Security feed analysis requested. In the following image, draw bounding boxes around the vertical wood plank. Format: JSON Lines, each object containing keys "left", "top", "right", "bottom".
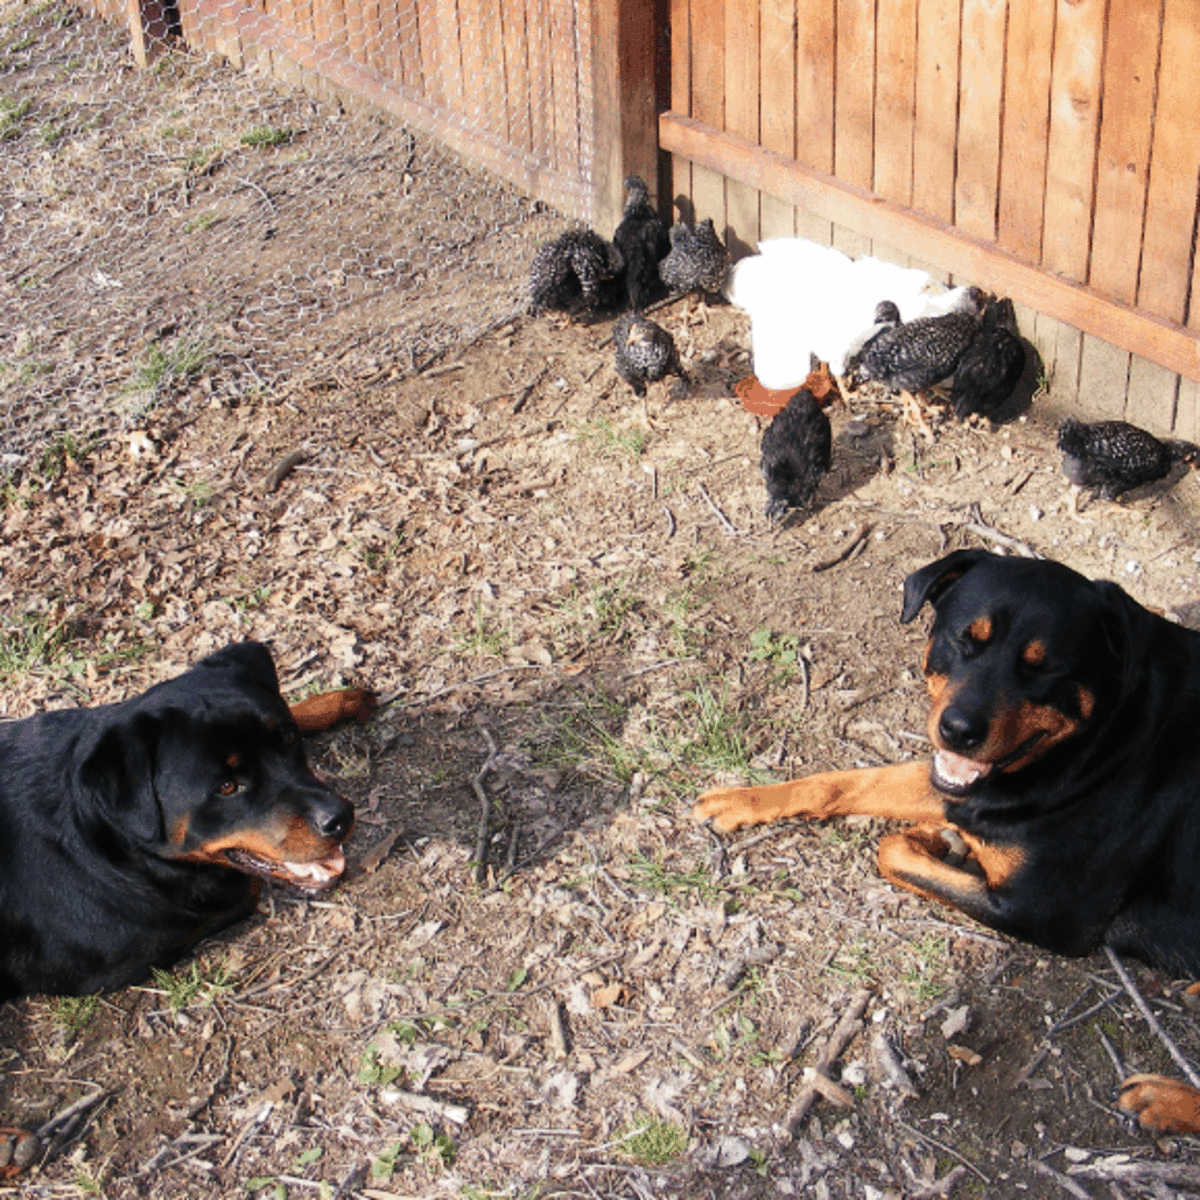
{"left": 1077, "top": 335, "right": 1131, "bottom": 419}
{"left": 526, "top": 0, "right": 552, "bottom": 165}
{"left": 874, "top": 0, "right": 916, "bottom": 206}
{"left": 759, "top": 0, "right": 797, "bottom": 238}
{"left": 343, "top": 0, "right": 365, "bottom": 64}
{"left": 834, "top": 0, "right": 874, "bottom": 190}
{"left": 1089, "top": 0, "right": 1160, "bottom": 305}
{"left": 1176, "top": 376, "right": 1200, "bottom": 439}
{"left": 1138, "top": 0, "right": 1200, "bottom": 324}
{"left": 724, "top": 0, "right": 760, "bottom": 255}
{"left": 997, "top": 0, "right": 1054, "bottom": 260}
{"left": 912, "top": 0, "right": 959, "bottom": 224}
{"left": 955, "top": 0, "right": 1005, "bottom": 240}
{"left": 796, "top": 0, "right": 835, "bottom": 242}
{"left": 690, "top": 0, "right": 726, "bottom": 228}
{"left": 502, "top": 0, "right": 532, "bottom": 153}
{"left": 1041, "top": 0, "right": 1104, "bottom": 282}
{"left": 1125, "top": 356, "right": 1179, "bottom": 437}
{"left": 670, "top": 0, "right": 693, "bottom": 217}
{"left": 415, "top": 0, "right": 440, "bottom": 102}
{"left": 549, "top": 0, "right": 581, "bottom": 177}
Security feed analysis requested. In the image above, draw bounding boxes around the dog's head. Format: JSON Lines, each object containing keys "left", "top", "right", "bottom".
{"left": 78, "top": 642, "right": 355, "bottom": 892}
{"left": 901, "top": 549, "right": 1125, "bottom": 796}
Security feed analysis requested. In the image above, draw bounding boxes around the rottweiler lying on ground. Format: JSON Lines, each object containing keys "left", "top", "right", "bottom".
{"left": 0, "top": 641, "right": 372, "bottom": 1177}
{"left": 696, "top": 548, "right": 1200, "bottom": 1136}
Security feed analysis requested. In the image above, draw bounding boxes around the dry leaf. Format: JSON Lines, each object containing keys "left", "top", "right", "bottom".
{"left": 591, "top": 982, "right": 622, "bottom": 1009}
{"left": 947, "top": 1044, "right": 983, "bottom": 1067}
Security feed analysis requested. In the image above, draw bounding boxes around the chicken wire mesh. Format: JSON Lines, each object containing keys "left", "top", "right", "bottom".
{"left": 0, "top": 0, "right": 594, "bottom": 477}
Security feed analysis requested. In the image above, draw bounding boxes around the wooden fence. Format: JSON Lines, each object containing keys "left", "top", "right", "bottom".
{"left": 662, "top": 0, "right": 1200, "bottom": 437}
{"left": 92, "top": 0, "right": 1200, "bottom": 435}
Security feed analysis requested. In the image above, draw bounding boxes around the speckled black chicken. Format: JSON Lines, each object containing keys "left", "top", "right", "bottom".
{"left": 842, "top": 299, "right": 902, "bottom": 379}
{"left": 612, "top": 175, "right": 670, "bottom": 312}
{"left": 658, "top": 217, "right": 730, "bottom": 315}
{"left": 528, "top": 229, "right": 624, "bottom": 316}
{"left": 855, "top": 288, "right": 985, "bottom": 435}
{"left": 759, "top": 387, "right": 832, "bottom": 522}
{"left": 1057, "top": 418, "right": 1200, "bottom": 511}
{"left": 613, "top": 310, "right": 685, "bottom": 397}
{"left": 950, "top": 297, "right": 1025, "bottom": 421}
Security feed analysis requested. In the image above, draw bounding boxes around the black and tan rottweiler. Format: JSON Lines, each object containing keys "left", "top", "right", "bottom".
{"left": 0, "top": 640, "right": 374, "bottom": 1177}
{"left": 695, "top": 549, "right": 1200, "bottom": 1135}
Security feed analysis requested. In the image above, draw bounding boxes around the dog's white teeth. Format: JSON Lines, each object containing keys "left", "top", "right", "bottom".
{"left": 283, "top": 849, "right": 345, "bottom": 882}
{"left": 935, "top": 751, "right": 989, "bottom": 787}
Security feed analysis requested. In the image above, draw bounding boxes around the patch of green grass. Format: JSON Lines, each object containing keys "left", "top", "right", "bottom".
{"left": 128, "top": 333, "right": 210, "bottom": 396}
{"left": 615, "top": 1115, "right": 688, "bottom": 1166}
{"left": 38, "top": 116, "right": 66, "bottom": 146}
{"left": 239, "top": 124, "right": 294, "bottom": 147}
{"left": 0, "top": 95, "right": 32, "bottom": 139}
{"left": 748, "top": 628, "right": 800, "bottom": 677}
{"left": 455, "top": 594, "right": 510, "bottom": 659}
{"left": 672, "top": 684, "right": 752, "bottom": 775}
{"left": 47, "top": 993, "right": 99, "bottom": 1033}
{"left": 628, "top": 851, "right": 720, "bottom": 903}
{"left": 370, "top": 1141, "right": 405, "bottom": 1180}
{"left": 151, "top": 956, "right": 237, "bottom": 1012}
{"left": 37, "top": 432, "right": 87, "bottom": 479}
{"left": 903, "top": 933, "right": 949, "bottom": 1002}
{"left": 0, "top": 614, "right": 71, "bottom": 681}
{"left": 574, "top": 416, "right": 647, "bottom": 460}
{"left": 182, "top": 210, "right": 216, "bottom": 234}
{"left": 245, "top": 1177, "right": 287, "bottom": 1198}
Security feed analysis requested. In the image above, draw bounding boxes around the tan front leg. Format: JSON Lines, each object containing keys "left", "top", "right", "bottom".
{"left": 1118, "top": 1074, "right": 1200, "bottom": 1135}
{"left": 693, "top": 761, "right": 943, "bottom": 832}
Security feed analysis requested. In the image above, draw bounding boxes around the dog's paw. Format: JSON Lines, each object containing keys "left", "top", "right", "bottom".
{"left": 289, "top": 689, "right": 377, "bottom": 733}
{"left": 0, "top": 1128, "right": 38, "bottom": 1180}
{"left": 692, "top": 786, "right": 776, "bottom": 832}
{"left": 1117, "top": 1073, "right": 1200, "bottom": 1135}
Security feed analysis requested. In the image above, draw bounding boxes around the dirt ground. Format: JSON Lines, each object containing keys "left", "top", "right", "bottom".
{"left": 5, "top": 4, "right": 1200, "bottom": 1198}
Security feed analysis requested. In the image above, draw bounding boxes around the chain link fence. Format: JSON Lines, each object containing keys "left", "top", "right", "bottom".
{"left": 1, "top": 0, "right": 594, "bottom": 476}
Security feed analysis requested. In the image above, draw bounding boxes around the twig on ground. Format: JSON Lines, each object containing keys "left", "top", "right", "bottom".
{"left": 263, "top": 448, "right": 309, "bottom": 493}
{"left": 1094, "top": 1026, "right": 1126, "bottom": 1079}
{"left": 1103, "top": 945, "right": 1200, "bottom": 1088}
{"left": 964, "top": 502, "right": 1042, "bottom": 558}
{"left": 231, "top": 175, "right": 276, "bottom": 213}
{"left": 380, "top": 1088, "right": 469, "bottom": 1124}
{"left": 892, "top": 1117, "right": 992, "bottom": 1184}
{"left": 662, "top": 502, "right": 676, "bottom": 539}
{"left": 622, "top": 657, "right": 691, "bottom": 679}
{"left": 811, "top": 522, "right": 871, "bottom": 572}
{"left": 785, "top": 987, "right": 871, "bottom": 1133}
{"left": 1030, "top": 1157, "right": 1095, "bottom": 1200}
{"left": 378, "top": 664, "right": 549, "bottom": 709}
{"left": 696, "top": 481, "right": 741, "bottom": 536}
{"left": 471, "top": 724, "right": 500, "bottom": 885}
{"left": 797, "top": 653, "right": 810, "bottom": 714}
{"left": 1068, "top": 1160, "right": 1200, "bottom": 1188}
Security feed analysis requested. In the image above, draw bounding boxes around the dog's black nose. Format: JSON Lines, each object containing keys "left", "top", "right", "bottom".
{"left": 938, "top": 706, "right": 989, "bottom": 751}
{"left": 313, "top": 796, "right": 355, "bottom": 842}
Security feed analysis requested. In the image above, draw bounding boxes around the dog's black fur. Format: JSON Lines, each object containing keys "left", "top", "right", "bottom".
{"left": 0, "top": 642, "right": 354, "bottom": 999}
{"left": 900, "top": 548, "right": 1200, "bottom": 972}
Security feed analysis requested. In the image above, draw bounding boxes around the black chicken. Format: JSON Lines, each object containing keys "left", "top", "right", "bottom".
{"left": 658, "top": 217, "right": 730, "bottom": 309}
{"left": 528, "top": 229, "right": 624, "bottom": 316}
{"left": 612, "top": 175, "right": 670, "bottom": 312}
{"left": 759, "top": 387, "right": 832, "bottom": 522}
{"left": 613, "top": 310, "right": 685, "bottom": 397}
{"left": 950, "top": 297, "right": 1026, "bottom": 421}
{"left": 1057, "top": 418, "right": 1200, "bottom": 507}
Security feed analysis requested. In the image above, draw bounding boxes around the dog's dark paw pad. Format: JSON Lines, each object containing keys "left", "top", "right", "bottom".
{"left": 0, "top": 1128, "right": 39, "bottom": 1179}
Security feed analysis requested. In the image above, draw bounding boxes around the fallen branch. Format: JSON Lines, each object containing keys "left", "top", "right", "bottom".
{"left": 263, "top": 448, "right": 309, "bottom": 494}
{"left": 1103, "top": 945, "right": 1200, "bottom": 1088}
{"left": 1068, "top": 1159, "right": 1200, "bottom": 1188}
{"left": 696, "top": 481, "right": 741, "bottom": 536}
{"left": 784, "top": 987, "right": 871, "bottom": 1133}
{"left": 811, "top": 522, "right": 871, "bottom": 572}
{"left": 1030, "top": 1158, "right": 1094, "bottom": 1200}
{"left": 471, "top": 724, "right": 500, "bottom": 885}
{"left": 964, "top": 502, "right": 1042, "bottom": 559}
{"left": 379, "top": 1088, "right": 470, "bottom": 1125}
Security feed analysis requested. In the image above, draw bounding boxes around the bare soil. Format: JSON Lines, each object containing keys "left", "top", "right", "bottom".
{"left": 4, "top": 4, "right": 1200, "bottom": 1198}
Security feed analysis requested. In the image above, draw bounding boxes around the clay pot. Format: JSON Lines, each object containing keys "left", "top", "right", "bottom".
{"left": 735, "top": 374, "right": 801, "bottom": 418}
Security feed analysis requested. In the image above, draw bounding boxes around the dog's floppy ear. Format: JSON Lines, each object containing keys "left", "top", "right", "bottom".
{"left": 77, "top": 711, "right": 164, "bottom": 845}
{"left": 198, "top": 641, "right": 280, "bottom": 692}
{"left": 900, "top": 549, "right": 993, "bottom": 624}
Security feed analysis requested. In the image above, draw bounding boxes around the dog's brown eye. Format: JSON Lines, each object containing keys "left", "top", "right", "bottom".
{"left": 217, "top": 780, "right": 238, "bottom": 796}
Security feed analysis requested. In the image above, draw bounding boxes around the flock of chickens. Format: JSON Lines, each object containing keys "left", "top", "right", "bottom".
{"left": 528, "top": 178, "right": 1199, "bottom": 523}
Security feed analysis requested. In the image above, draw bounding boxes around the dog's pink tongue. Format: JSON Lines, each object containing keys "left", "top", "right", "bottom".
{"left": 935, "top": 751, "right": 990, "bottom": 788}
